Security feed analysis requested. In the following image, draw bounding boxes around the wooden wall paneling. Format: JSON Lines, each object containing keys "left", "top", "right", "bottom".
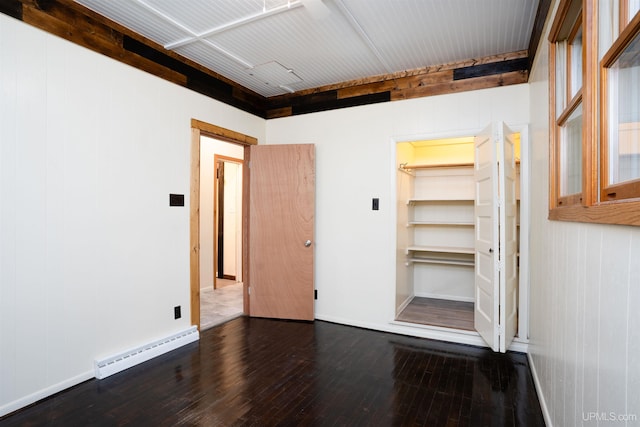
{"left": 528, "top": 0, "right": 554, "bottom": 70}
{"left": 391, "top": 71, "right": 528, "bottom": 101}
{"left": 2, "top": 1, "right": 549, "bottom": 120}
{"left": 8, "top": 0, "right": 266, "bottom": 117}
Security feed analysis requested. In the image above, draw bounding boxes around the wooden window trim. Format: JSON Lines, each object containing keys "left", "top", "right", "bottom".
{"left": 549, "top": 0, "right": 589, "bottom": 210}
{"left": 549, "top": 0, "right": 640, "bottom": 226}
{"left": 621, "top": 1, "right": 629, "bottom": 30}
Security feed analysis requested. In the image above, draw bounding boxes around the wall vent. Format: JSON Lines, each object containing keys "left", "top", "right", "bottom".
{"left": 94, "top": 326, "right": 199, "bottom": 379}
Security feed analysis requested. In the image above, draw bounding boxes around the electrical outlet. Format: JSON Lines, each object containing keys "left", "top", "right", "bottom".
{"left": 372, "top": 198, "right": 379, "bottom": 210}
{"left": 174, "top": 306, "right": 181, "bottom": 319}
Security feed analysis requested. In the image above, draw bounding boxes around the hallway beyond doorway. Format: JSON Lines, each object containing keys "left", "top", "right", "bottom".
{"left": 200, "top": 279, "right": 243, "bottom": 330}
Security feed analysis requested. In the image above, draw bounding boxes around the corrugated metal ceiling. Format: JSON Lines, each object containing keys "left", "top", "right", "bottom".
{"left": 75, "top": 0, "right": 539, "bottom": 97}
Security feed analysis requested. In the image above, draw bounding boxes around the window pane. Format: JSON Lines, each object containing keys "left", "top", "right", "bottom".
{"left": 560, "top": 103, "right": 583, "bottom": 196}
{"left": 606, "top": 30, "right": 640, "bottom": 184}
{"left": 556, "top": 41, "right": 567, "bottom": 117}
{"left": 570, "top": 27, "right": 583, "bottom": 98}
{"left": 599, "top": 0, "right": 619, "bottom": 59}
{"left": 630, "top": 0, "right": 640, "bottom": 18}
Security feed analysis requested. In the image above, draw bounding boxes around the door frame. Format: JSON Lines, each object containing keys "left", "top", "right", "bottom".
{"left": 190, "top": 119, "right": 257, "bottom": 330}
{"left": 390, "top": 123, "right": 530, "bottom": 351}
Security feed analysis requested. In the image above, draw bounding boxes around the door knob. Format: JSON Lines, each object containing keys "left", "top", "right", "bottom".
{"left": 304, "top": 240, "right": 312, "bottom": 247}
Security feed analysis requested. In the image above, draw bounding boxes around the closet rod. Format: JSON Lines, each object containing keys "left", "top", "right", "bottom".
{"left": 401, "top": 162, "right": 475, "bottom": 170}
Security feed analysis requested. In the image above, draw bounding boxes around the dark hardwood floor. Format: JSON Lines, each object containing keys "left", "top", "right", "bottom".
{"left": 0, "top": 317, "right": 545, "bottom": 426}
{"left": 396, "top": 297, "right": 475, "bottom": 331}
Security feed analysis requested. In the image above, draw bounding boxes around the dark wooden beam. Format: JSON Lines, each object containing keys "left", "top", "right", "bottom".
{"left": 0, "top": 0, "right": 21, "bottom": 19}
{"left": 266, "top": 51, "right": 529, "bottom": 118}
{"left": 4, "top": 0, "right": 267, "bottom": 117}
{"left": 453, "top": 57, "right": 529, "bottom": 80}
{"left": 528, "top": 0, "right": 553, "bottom": 70}
{"left": 1, "top": 0, "right": 550, "bottom": 120}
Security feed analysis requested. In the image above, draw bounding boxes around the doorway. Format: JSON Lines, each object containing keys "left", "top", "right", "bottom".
{"left": 394, "top": 128, "right": 525, "bottom": 350}
{"left": 200, "top": 141, "right": 244, "bottom": 330}
{"left": 190, "top": 120, "right": 256, "bottom": 330}
{"left": 190, "top": 120, "right": 316, "bottom": 329}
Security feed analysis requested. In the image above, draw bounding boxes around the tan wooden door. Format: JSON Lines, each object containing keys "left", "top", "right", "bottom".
{"left": 249, "top": 144, "right": 315, "bottom": 321}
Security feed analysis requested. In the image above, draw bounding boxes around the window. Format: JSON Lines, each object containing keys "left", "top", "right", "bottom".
{"left": 601, "top": 12, "right": 640, "bottom": 201}
{"left": 549, "top": 0, "right": 640, "bottom": 226}
{"left": 550, "top": 1, "right": 585, "bottom": 207}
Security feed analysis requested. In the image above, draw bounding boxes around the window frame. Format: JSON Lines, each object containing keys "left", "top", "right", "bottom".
{"left": 548, "top": 0, "right": 640, "bottom": 226}
{"left": 600, "top": 11, "right": 640, "bottom": 202}
{"left": 549, "top": 0, "right": 589, "bottom": 210}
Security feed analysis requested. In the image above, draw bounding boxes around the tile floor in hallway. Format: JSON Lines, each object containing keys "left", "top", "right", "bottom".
{"left": 200, "top": 279, "right": 244, "bottom": 330}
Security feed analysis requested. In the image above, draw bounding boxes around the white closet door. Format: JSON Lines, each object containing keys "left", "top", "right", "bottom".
{"left": 474, "top": 122, "right": 518, "bottom": 353}
{"left": 474, "top": 124, "right": 500, "bottom": 351}
{"left": 500, "top": 123, "right": 518, "bottom": 352}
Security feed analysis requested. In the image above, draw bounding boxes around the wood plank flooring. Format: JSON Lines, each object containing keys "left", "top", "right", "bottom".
{"left": 397, "top": 297, "right": 475, "bottom": 331}
{"left": 0, "top": 317, "right": 545, "bottom": 426}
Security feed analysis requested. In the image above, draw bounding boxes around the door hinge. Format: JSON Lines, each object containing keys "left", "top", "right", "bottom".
{"left": 314, "top": 289, "right": 318, "bottom": 300}
{"left": 248, "top": 286, "right": 251, "bottom": 295}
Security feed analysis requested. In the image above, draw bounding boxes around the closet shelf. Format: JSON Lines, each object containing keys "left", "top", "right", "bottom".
{"left": 407, "top": 198, "right": 474, "bottom": 204}
{"left": 407, "top": 245, "right": 475, "bottom": 254}
{"left": 407, "top": 221, "right": 474, "bottom": 227}
{"left": 407, "top": 257, "right": 474, "bottom": 266}
{"left": 400, "top": 162, "right": 474, "bottom": 171}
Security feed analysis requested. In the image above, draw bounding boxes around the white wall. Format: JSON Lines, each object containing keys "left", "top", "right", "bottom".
{"left": 0, "top": 15, "right": 264, "bottom": 416}
{"left": 265, "top": 84, "right": 529, "bottom": 339}
{"left": 199, "top": 137, "right": 244, "bottom": 288}
{"left": 527, "top": 1, "right": 640, "bottom": 425}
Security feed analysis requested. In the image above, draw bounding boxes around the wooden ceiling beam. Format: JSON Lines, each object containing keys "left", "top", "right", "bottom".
{"left": 265, "top": 51, "right": 529, "bottom": 118}
{"left": 1, "top": 0, "right": 546, "bottom": 120}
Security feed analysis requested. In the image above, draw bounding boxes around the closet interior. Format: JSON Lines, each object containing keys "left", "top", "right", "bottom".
{"left": 395, "top": 132, "right": 521, "bottom": 333}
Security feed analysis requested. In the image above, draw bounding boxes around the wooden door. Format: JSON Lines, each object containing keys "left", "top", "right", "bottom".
{"left": 474, "top": 123, "right": 500, "bottom": 351}
{"left": 249, "top": 144, "right": 315, "bottom": 321}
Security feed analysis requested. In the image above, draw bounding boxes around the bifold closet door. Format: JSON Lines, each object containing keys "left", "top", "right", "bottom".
{"left": 473, "top": 122, "right": 518, "bottom": 353}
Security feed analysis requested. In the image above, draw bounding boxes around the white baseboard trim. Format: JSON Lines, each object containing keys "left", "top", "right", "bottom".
{"left": 414, "top": 292, "right": 474, "bottom": 303}
{"left": 396, "top": 295, "right": 413, "bottom": 316}
{"left": 0, "top": 370, "right": 94, "bottom": 418}
{"left": 315, "top": 314, "right": 487, "bottom": 347}
{"left": 527, "top": 352, "right": 553, "bottom": 427}
{"left": 315, "top": 314, "right": 530, "bottom": 354}
{"left": 95, "top": 326, "right": 199, "bottom": 379}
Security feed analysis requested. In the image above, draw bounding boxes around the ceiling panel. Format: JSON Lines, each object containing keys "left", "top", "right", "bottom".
{"left": 342, "top": 0, "right": 538, "bottom": 70}
{"left": 209, "top": 3, "right": 386, "bottom": 92}
{"left": 74, "top": 0, "right": 539, "bottom": 97}
{"left": 77, "top": 0, "right": 191, "bottom": 46}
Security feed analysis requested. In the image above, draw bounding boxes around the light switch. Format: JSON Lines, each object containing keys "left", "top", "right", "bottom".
{"left": 170, "top": 194, "right": 184, "bottom": 207}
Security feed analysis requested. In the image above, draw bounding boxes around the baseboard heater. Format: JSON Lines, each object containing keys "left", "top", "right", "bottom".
{"left": 94, "top": 326, "right": 199, "bottom": 379}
